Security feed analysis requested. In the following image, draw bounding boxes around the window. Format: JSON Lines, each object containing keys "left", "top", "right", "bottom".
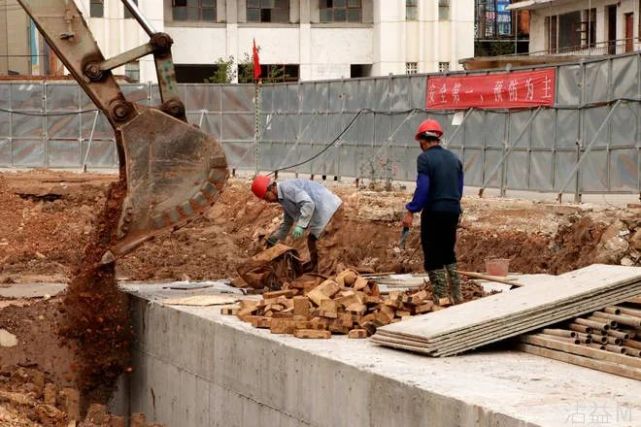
{"left": 406, "top": 0, "right": 417, "bottom": 21}
{"left": 319, "top": 0, "right": 362, "bottom": 23}
{"left": 545, "top": 15, "right": 557, "bottom": 53}
{"left": 350, "top": 64, "right": 371, "bottom": 78}
{"left": 406, "top": 62, "right": 418, "bottom": 74}
{"left": 438, "top": 62, "right": 450, "bottom": 73}
{"left": 439, "top": 0, "right": 449, "bottom": 21}
{"left": 125, "top": 61, "right": 140, "bottom": 82}
{"left": 172, "top": 0, "right": 216, "bottom": 22}
{"left": 124, "top": 0, "right": 137, "bottom": 19}
{"left": 90, "top": 0, "right": 104, "bottom": 18}
{"left": 545, "top": 10, "right": 594, "bottom": 53}
{"left": 583, "top": 8, "right": 596, "bottom": 48}
{"left": 175, "top": 64, "right": 218, "bottom": 83}
{"left": 247, "top": 0, "right": 290, "bottom": 23}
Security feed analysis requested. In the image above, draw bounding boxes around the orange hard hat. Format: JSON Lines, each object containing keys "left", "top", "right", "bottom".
{"left": 415, "top": 119, "right": 443, "bottom": 140}
{"left": 251, "top": 175, "right": 272, "bottom": 199}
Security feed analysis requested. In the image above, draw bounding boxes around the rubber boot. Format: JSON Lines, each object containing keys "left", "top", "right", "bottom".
{"left": 445, "top": 263, "right": 463, "bottom": 304}
{"left": 427, "top": 269, "right": 447, "bottom": 303}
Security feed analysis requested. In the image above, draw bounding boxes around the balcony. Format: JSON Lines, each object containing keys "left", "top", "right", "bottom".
{"left": 461, "top": 38, "right": 637, "bottom": 71}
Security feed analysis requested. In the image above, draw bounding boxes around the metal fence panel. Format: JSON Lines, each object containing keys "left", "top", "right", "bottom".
{"left": 2, "top": 53, "right": 641, "bottom": 201}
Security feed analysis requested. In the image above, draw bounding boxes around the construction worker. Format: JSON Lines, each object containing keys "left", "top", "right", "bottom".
{"left": 403, "top": 119, "right": 464, "bottom": 304}
{"left": 251, "top": 175, "right": 343, "bottom": 272}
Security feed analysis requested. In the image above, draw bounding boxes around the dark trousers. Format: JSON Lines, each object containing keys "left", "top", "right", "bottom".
{"left": 420, "top": 210, "right": 460, "bottom": 271}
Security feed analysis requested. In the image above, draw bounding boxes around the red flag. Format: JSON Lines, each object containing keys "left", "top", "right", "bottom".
{"left": 252, "top": 39, "right": 261, "bottom": 81}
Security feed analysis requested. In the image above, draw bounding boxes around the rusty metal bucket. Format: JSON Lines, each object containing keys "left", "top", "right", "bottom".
{"left": 106, "top": 107, "right": 229, "bottom": 260}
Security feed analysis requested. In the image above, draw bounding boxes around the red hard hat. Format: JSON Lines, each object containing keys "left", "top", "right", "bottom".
{"left": 415, "top": 119, "right": 443, "bottom": 140}
{"left": 251, "top": 175, "right": 272, "bottom": 199}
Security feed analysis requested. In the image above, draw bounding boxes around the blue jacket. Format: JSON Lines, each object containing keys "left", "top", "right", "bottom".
{"left": 406, "top": 146, "right": 463, "bottom": 214}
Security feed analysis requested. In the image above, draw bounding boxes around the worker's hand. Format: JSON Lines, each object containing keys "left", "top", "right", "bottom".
{"left": 265, "top": 235, "right": 278, "bottom": 247}
{"left": 291, "top": 226, "right": 305, "bottom": 240}
{"left": 402, "top": 211, "right": 414, "bottom": 228}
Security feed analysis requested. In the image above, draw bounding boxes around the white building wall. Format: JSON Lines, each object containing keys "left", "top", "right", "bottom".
{"left": 37, "top": 0, "right": 475, "bottom": 83}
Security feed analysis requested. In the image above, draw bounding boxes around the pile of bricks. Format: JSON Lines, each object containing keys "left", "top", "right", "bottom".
{"left": 224, "top": 269, "right": 446, "bottom": 339}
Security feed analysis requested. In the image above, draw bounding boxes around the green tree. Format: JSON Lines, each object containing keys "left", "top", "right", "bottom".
{"left": 204, "top": 55, "right": 237, "bottom": 83}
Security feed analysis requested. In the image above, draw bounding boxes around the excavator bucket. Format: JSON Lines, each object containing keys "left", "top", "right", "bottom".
{"left": 106, "top": 107, "right": 229, "bottom": 260}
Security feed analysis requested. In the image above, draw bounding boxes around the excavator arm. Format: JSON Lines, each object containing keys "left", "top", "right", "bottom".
{"left": 15, "top": 0, "right": 229, "bottom": 262}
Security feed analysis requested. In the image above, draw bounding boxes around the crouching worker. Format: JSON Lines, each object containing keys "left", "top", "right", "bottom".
{"left": 251, "top": 175, "right": 343, "bottom": 272}
{"left": 402, "top": 119, "right": 464, "bottom": 304}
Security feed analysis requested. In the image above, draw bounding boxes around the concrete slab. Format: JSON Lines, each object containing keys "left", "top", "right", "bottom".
{"left": 121, "top": 282, "right": 641, "bottom": 427}
{"left": 0, "top": 282, "right": 66, "bottom": 299}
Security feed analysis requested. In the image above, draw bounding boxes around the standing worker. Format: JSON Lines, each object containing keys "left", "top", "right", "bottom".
{"left": 251, "top": 176, "right": 343, "bottom": 272}
{"left": 403, "top": 119, "right": 464, "bottom": 304}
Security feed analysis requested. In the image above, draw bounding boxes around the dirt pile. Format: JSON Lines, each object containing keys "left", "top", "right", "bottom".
{"left": 0, "top": 363, "right": 158, "bottom": 426}
{"left": 60, "top": 178, "right": 131, "bottom": 403}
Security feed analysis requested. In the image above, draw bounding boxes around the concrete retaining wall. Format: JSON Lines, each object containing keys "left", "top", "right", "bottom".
{"left": 122, "top": 283, "right": 641, "bottom": 427}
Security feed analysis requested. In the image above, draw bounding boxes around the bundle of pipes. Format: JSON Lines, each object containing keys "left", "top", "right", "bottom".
{"left": 519, "top": 300, "right": 641, "bottom": 380}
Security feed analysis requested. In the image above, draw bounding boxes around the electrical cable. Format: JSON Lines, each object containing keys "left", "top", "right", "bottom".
{"left": 267, "top": 107, "right": 372, "bottom": 175}
{"left": 0, "top": 106, "right": 99, "bottom": 116}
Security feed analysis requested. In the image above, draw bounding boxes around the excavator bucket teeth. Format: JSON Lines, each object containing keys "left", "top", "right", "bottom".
{"left": 109, "top": 107, "right": 228, "bottom": 258}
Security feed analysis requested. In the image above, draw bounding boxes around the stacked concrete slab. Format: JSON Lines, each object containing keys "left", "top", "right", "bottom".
{"left": 373, "top": 265, "right": 641, "bottom": 356}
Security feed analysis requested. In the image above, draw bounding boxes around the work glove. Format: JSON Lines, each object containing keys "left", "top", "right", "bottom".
{"left": 291, "top": 226, "right": 305, "bottom": 240}
{"left": 265, "top": 235, "right": 278, "bottom": 247}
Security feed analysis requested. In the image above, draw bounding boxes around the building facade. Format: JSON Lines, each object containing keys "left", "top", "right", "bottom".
{"left": 510, "top": 0, "right": 641, "bottom": 56}
{"left": 1, "top": 0, "right": 474, "bottom": 82}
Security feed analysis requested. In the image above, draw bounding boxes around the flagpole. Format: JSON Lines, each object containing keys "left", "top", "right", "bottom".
{"left": 254, "top": 78, "right": 261, "bottom": 174}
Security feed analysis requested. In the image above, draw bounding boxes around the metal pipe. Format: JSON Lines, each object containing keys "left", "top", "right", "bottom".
{"left": 121, "top": 0, "right": 156, "bottom": 36}
{"left": 540, "top": 333, "right": 580, "bottom": 345}
{"left": 569, "top": 323, "right": 593, "bottom": 335}
{"left": 592, "top": 311, "right": 641, "bottom": 328}
{"left": 605, "top": 344, "right": 626, "bottom": 354}
{"left": 606, "top": 336, "right": 623, "bottom": 346}
{"left": 575, "top": 332, "right": 593, "bottom": 344}
{"left": 623, "top": 346, "right": 641, "bottom": 357}
{"left": 623, "top": 339, "right": 641, "bottom": 350}
{"left": 575, "top": 318, "right": 610, "bottom": 331}
{"left": 604, "top": 306, "right": 621, "bottom": 315}
{"left": 617, "top": 306, "right": 641, "bottom": 319}
{"left": 607, "top": 329, "right": 630, "bottom": 340}
{"left": 542, "top": 329, "right": 576, "bottom": 338}
{"left": 586, "top": 315, "right": 617, "bottom": 329}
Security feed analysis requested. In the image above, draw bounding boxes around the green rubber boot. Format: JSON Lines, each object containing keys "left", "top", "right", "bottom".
{"left": 428, "top": 269, "right": 448, "bottom": 302}
{"left": 445, "top": 263, "right": 463, "bottom": 304}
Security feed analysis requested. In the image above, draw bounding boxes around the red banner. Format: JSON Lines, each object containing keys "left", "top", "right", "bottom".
{"left": 426, "top": 68, "right": 556, "bottom": 110}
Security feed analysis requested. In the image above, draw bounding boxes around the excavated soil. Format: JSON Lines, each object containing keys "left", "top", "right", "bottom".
{"left": 60, "top": 177, "right": 130, "bottom": 403}
{"left": 1, "top": 170, "right": 640, "bottom": 421}
{"left": 0, "top": 171, "right": 635, "bottom": 282}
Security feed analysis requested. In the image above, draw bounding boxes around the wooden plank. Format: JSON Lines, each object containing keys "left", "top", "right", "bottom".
{"left": 518, "top": 343, "right": 641, "bottom": 381}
